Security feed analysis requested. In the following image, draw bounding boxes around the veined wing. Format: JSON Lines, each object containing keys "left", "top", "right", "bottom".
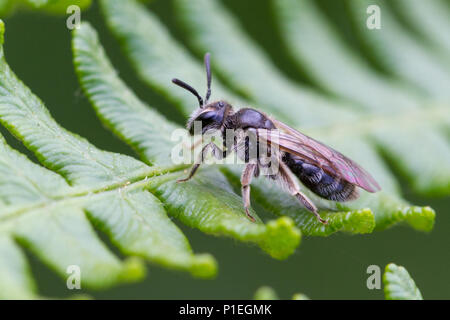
{"left": 257, "top": 118, "right": 381, "bottom": 193}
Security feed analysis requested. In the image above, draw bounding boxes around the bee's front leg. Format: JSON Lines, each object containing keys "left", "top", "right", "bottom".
{"left": 177, "top": 163, "right": 201, "bottom": 183}
{"left": 241, "top": 163, "right": 257, "bottom": 222}
{"left": 177, "top": 142, "right": 225, "bottom": 183}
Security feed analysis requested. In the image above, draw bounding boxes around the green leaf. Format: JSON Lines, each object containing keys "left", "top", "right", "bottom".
{"left": 292, "top": 293, "right": 310, "bottom": 300}
{"left": 0, "top": 0, "right": 16, "bottom": 16}
{"left": 253, "top": 286, "right": 279, "bottom": 300}
{"left": 0, "top": 235, "right": 37, "bottom": 299}
{"left": 256, "top": 264, "right": 425, "bottom": 300}
{"left": 383, "top": 263, "right": 423, "bottom": 300}
{"left": 272, "top": 0, "right": 422, "bottom": 113}
{"left": 346, "top": 0, "right": 450, "bottom": 100}
{"left": 172, "top": 0, "right": 361, "bottom": 128}
{"left": 99, "top": 0, "right": 246, "bottom": 118}
{"left": 0, "top": 0, "right": 92, "bottom": 16}
{"left": 0, "top": 18, "right": 225, "bottom": 298}
{"left": 100, "top": 0, "right": 436, "bottom": 235}
{"left": 392, "top": 0, "right": 450, "bottom": 60}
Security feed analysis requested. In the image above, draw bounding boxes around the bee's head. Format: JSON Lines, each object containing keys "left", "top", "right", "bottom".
{"left": 186, "top": 100, "right": 231, "bottom": 134}
{"left": 172, "top": 53, "right": 232, "bottom": 134}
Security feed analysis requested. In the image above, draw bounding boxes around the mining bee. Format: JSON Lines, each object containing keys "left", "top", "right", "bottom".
{"left": 172, "top": 53, "right": 381, "bottom": 224}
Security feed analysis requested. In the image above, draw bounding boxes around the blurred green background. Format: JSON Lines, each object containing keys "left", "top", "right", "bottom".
{"left": 1, "top": 0, "right": 449, "bottom": 299}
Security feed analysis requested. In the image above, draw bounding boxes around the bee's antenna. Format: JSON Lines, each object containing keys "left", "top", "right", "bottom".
{"left": 204, "top": 52, "right": 212, "bottom": 104}
{"left": 172, "top": 78, "right": 204, "bottom": 107}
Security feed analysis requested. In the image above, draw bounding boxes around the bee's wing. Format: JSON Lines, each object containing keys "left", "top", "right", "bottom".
{"left": 257, "top": 118, "right": 381, "bottom": 193}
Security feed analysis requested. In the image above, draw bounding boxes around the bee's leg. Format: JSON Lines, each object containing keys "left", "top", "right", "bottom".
{"left": 177, "top": 143, "right": 224, "bottom": 183}
{"left": 279, "top": 163, "right": 328, "bottom": 224}
{"left": 294, "top": 192, "right": 327, "bottom": 224}
{"left": 190, "top": 137, "right": 203, "bottom": 150}
{"left": 292, "top": 186, "right": 327, "bottom": 224}
{"left": 177, "top": 143, "right": 211, "bottom": 183}
{"left": 177, "top": 163, "right": 201, "bottom": 183}
{"left": 241, "top": 163, "right": 257, "bottom": 222}
{"left": 210, "top": 143, "right": 226, "bottom": 160}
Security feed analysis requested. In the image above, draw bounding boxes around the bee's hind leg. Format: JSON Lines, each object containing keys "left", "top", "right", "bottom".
{"left": 279, "top": 162, "right": 328, "bottom": 225}
{"left": 294, "top": 191, "right": 328, "bottom": 225}
{"left": 241, "top": 163, "right": 257, "bottom": 222}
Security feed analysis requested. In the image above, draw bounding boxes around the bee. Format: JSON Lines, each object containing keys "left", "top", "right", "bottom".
{"left": 172, "top": 53, "right": 381, "bottom": 224}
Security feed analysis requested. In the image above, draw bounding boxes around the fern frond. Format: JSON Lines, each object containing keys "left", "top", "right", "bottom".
{"left": 100, "top": 0, "right": 436, "bottom": 235}
{"left": 72, "top": 22, "right": 301, "bottom": 261}
{"left": 384, "top": 263, "right": 423, "bottom": 300}
{"left": 0, "top": 0, "right": 92, "bottom": 16}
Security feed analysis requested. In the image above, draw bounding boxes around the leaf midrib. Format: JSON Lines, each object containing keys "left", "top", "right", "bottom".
{"left": 0, "top": 164, "right": 188, "bottom": 224}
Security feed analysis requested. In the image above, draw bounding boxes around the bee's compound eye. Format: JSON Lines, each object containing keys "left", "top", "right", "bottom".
{"left": 218, "top": 101, "right": 225, "bottom": 108}
{"left": 199, "top": 111, "right": 217, "bottom": 120}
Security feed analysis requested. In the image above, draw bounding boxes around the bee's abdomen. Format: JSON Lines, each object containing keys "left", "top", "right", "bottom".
{"left": 283, "top": 154, "right": 358, "bottom": 202}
